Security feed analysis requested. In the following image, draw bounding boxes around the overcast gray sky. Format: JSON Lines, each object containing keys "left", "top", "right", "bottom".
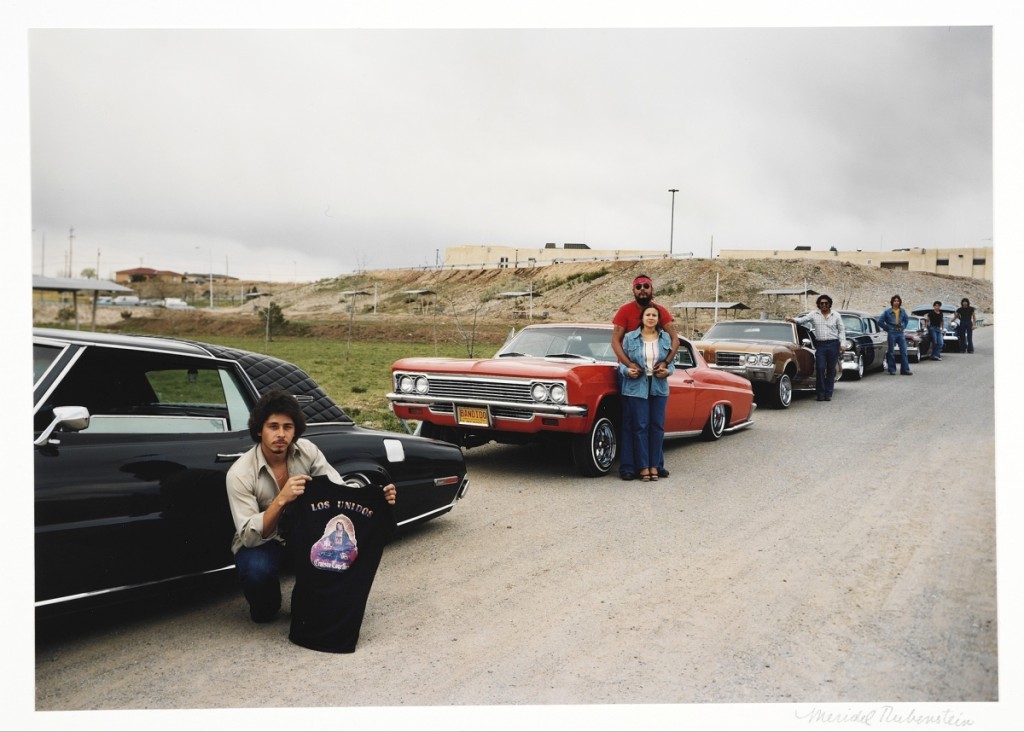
{"left": 21, "top": 17, "right": 997, "bottom": 282}
{"left": 6, "top": 2, "right": 1024, "bottom": 730}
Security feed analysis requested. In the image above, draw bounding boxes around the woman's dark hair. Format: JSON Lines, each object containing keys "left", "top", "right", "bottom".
{"left": 890, "top": 294, "right": 903, "bottom": 306}
{"left": 641, "top": 304, "right": 663, "bottom": 329}
{"left": 816, "top": 294, "right": 833, "bottom": 308}
{"left": 961, "top": 298, "right": 971, "bottom": 306}
{"left": 248, "top": 388, "right": 306, "bottom": 442}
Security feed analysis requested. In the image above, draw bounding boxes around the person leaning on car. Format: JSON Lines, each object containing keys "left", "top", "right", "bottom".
{"left": 784, "top": 294, "right": 846, "bottom": 402}
{"left": 925, "top": 301, "right": 945, "bottom": 361}
{"left": 611, "top": 274, "right": 679, "bottom": 481}
{"left": 877, "top": 294, "right": 913, "bottom": 376}
{"left": 225, "top": 389, "right": 397, "bottom": 623}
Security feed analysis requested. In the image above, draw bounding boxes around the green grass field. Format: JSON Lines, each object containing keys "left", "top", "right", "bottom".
{"left": 192, "top": 335, "right": 498, "bottom": 433}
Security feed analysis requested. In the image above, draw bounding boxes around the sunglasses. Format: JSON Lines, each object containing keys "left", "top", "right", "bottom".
{"left": 634, "top": 283, "right": 652, "bottom": 290}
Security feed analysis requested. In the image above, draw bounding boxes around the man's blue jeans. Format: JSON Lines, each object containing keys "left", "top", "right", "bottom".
{"left": 886, "top": 332, "right": 911, "bottom": 373}
{"left": 815, "top": 339, "right": 840, "bottom": 398}
{"left": 234, "top": 541, "right": 287, "bottom": 622}
{"left": 928, "top": 326, "right": 944, "bottom": 358}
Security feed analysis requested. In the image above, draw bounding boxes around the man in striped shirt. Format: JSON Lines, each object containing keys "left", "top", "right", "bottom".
{"left": 785, "top": 294, "right": 846, "bottom": 402}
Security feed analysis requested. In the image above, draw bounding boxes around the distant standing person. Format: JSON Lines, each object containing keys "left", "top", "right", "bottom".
{"left": 925, "top": 301, "right": 945, "bottom": 361}
{"left": 612, "top": 274, "right": 679, "bottom": 481}
{"left": 878, "top": 294, "right": 913, "bottom": 375}
{"left": 784, "top": 293, "right": 846, "bottom": 401}
{"left": 225, "top": 389, "right": 397, "bottom": 623}
{"left": 619, "top": 305, "right": 675, "bottom": 481}
{"left": 956, "top": 298, "right": 977, "bottom": 354}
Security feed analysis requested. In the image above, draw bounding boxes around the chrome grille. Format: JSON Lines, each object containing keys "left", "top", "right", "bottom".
{"left": 714, "top": 352, "right": 744, "bottom": 367}
{"left": 426, "top": 377, "right": 535, "bottom": 403}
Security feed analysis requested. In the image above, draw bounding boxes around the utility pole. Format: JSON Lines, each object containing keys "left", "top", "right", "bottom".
{"left": 68, "top": 227, "right": 75, "bottom": 277}
{"left": 668, "top": 189, "right": 679, "bottom": 255}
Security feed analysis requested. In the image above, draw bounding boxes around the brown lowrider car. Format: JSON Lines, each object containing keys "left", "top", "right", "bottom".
{"left": 693, "top": 319, "right": 832, "bottom": 408}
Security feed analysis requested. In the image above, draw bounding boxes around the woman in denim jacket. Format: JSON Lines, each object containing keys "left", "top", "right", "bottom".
{"left": 618, "top": 305, "right": 675, "bottom": 481}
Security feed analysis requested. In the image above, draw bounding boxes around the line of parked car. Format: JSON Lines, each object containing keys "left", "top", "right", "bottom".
{"left": 32, "top": 301, "right": 977, "bottom": 611}
{"left": 97, "top": 295, "right": 195, "bottom": 309}
{"left": 387, "top": 302, "right": 980, "bottom": 479}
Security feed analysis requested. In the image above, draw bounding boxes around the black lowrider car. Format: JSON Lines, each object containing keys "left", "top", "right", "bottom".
{"left": 33, "top": 328, "right": 469, "bottom": 608}
{"left": 837, "top": 310, "right": 888, "bottom": 379}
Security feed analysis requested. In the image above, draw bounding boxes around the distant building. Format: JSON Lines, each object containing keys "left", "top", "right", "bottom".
{"left": 442, "top": 244, "right": 992, "bottom": 282}
{"left": 719, "top": 246, "right": 992, "bottom": 282}
{"left": 444, "top": 243, "right": 673, "bottom": 269}
{"left": 114, "top": 267, "right": 239, "bottom": 286}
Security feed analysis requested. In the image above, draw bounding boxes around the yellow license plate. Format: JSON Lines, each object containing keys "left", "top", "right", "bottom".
{"left": 456, "top": 406, "right": 491, "bottom": 427}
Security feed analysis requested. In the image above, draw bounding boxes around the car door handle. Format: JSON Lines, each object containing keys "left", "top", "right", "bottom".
{"left": 215, "top": 452, "right": 247, "bottom": 462}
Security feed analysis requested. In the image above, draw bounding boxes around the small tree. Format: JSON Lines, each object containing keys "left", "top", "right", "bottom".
{"left": 258, "top": 301, "right": 288, "bottom": 342}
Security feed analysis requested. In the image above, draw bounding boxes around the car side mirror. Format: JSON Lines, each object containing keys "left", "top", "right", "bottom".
{"left": 34, "top": 405, "right": 91, "bottom": 446}
{"left": 801, "top": 338, "right": 813, "bottom": 348}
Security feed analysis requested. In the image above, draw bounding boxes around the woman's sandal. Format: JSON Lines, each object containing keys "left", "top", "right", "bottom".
{"left": 649, "top": 470, "right": 659, "bottom": 482}
{"left": 640, "top": 470, "right": 651, "bottom": 482}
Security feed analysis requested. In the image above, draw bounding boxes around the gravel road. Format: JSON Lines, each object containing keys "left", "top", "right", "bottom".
{"left": 29, "top": 327, "right": 1008, "bottom": 730}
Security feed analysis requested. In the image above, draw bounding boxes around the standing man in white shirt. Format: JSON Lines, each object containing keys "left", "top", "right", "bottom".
{"left": 785, "top": 294, "right": 846, "bottom": 402}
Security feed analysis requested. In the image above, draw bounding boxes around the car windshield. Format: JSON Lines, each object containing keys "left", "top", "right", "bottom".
{"left": 703, "top": 322, "right": 794, "bottom": 343}
{"left": 906, "top": 316, "right": 922, "bottom": 329}
{"left": 841, "top": 314, "right": 865, "bottom": 334}
{"left": 497, "top": 326, "right": 617, "bottom": 362}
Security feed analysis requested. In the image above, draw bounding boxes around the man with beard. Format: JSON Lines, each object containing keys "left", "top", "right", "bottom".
{"left": 611, "top": 274, "right": 679, "bottom": 481}
{"left": 225, "top": 389, "right": 396, "bottom": 623}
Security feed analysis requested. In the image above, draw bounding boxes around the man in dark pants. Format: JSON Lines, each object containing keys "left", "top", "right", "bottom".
{"left": 611, "top": 274, "right": 679, "bottom": 480}
{"left": 926, "top": 301, "right": 945, "bottom": 361}
{"left": 786, "top": 294, "right": 846, "bottom": 401}
{"left": 956, "top": 297, "right": 977, "bottom": 353}
{"left": 225, "top": 389, "right": 396, "bottom": 622}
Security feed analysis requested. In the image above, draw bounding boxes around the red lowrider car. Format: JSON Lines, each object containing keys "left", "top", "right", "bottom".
{"left": 388, "top": 323, "right": 755, "bottom": 476}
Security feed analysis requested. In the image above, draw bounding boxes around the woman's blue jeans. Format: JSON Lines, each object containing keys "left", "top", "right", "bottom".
{"left": 625, "top": 390, "right": 667, "bottom": 472}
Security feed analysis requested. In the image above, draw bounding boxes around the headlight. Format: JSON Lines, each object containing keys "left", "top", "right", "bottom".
{"left": 745, "top": 354, "right": 758, "bottom": 365}
{"left": 531, "top": 383, "right": 550, "bottom": 402}
{"left": 414, "top": 376, "right": 429, "bottom": 394}
{"left": 549, "top": 384, "right": 567, "bottom": 403}
{"left": 845, "top": 339, "right": 855, "bottom": 350}
{"left": 397, "top": 374, "right": 414, "bottom": 393}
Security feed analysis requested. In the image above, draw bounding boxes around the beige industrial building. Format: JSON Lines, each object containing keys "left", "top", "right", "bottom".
{"left": 443, "top": 243, "right": 993, "bottom": 282}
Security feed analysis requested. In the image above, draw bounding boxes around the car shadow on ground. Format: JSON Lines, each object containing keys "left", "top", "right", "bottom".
{"left": 35, "top": 571, "right": 241, "bottom": 648}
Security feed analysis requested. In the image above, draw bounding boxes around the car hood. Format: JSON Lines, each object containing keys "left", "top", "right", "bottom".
{"left": 392, "top": 355, "right": 612, "bottom": 378}
{"left": 693, "top": 338, "right": 792, "bottom": 352}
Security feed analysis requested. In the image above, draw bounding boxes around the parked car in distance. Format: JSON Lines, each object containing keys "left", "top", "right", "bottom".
{"left": 903, "top": 314, "right": 929, "bottom": 362}
{"left": 388, "top": 323, "right": 755, "bottom": 477}
{"left": 112, "top": 295, "right": 140, "bottom": 306}
{"left": 693, "top": 319, "right": 827, "bottom": 408}
{"left": 836, "top": 310, "right": 888, "bottom": 378}
{"left": 33, "top": 328, "right": 469, "bottom": 609}
{"left": 161, "top": 297, "right": 193, "bottom": 310}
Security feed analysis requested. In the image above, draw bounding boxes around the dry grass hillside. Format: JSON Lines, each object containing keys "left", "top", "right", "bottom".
{"left": 33, "top": 257, "right": 994, "bottom": 343}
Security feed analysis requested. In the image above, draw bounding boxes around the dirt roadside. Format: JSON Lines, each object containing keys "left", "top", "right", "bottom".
{"left": 29, "top": 327, "right": 1008, "bottom": 730}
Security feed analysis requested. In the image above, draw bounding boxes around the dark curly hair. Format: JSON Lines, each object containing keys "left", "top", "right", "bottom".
{"left": 248, "top": 389, "right": 306, "bottom": 443}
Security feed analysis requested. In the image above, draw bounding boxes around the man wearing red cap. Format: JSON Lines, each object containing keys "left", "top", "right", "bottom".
{"left": 611, "top": 274, "right": 679, "bottom": 480}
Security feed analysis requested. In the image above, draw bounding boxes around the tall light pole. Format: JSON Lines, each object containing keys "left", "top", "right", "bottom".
{"left": 668, "top": 189, "right": 679, "bottom": 255}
